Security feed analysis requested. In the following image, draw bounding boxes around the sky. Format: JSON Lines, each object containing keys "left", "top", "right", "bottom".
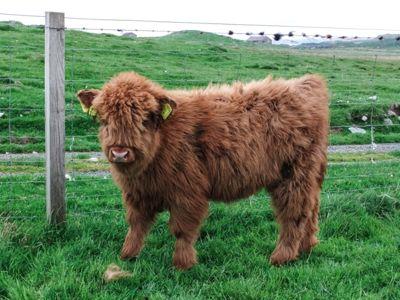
{"left": 1, "top": 0, "right": 399, "bottom": 39}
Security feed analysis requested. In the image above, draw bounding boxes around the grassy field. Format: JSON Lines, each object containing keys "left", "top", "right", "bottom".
{"left": 0, "top": 22, "right": 400, "bottom": 153}
{"left": 1, "top": 152, "right": 399, "bottom": 299}
{"left": 0, "top": 21, "right": 399, "bottom": 299}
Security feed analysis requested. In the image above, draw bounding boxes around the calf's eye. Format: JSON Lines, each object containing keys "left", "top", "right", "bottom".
{"left": 143, "top": 112, "right": 160, "bottom": 129}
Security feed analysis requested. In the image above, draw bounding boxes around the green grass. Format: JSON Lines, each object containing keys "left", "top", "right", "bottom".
{"left": 1, "top": 22, "right": 399, "bottom": 299}
{"left": 0, "top": 23, "right": 400, "bottom": 153}
{"left": 1, "top": 153, "right": 399, "bottom": 299}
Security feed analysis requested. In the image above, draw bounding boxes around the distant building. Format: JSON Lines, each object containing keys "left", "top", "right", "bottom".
{"left": 247, "top": 35, "right": 272, "bottom": 44}
{"left": 122, "top": 32, "right": 137, "bottom": 38}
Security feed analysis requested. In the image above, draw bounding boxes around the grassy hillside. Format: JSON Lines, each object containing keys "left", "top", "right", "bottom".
{"left": 0, "top": 22, "right": 400, "bottom": 153}
{"left": 1, "top": 22, "right": 399, "bottom": 299}
{"left": 298, "top": 34, "right": 400, "bottom": 49}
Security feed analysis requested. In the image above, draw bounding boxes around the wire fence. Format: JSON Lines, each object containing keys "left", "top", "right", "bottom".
{"left": 0, "top": 13, "right": 399, "bottom": 222}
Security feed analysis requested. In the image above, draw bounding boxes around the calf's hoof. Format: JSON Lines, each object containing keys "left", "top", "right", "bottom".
{"left": 299, "top": 235, "right": 319, "bottom": 253}
{"left": 120, "top": 252, "right": 138, "bottom": 261}
{"left": 269, "top": 245, "right": 299, "bottom": 266}
{"left": 173, "top": 249, "right": 197, "bottom": 270}
{"left": 120, "top": 244, "right": 141, "bottom": 261}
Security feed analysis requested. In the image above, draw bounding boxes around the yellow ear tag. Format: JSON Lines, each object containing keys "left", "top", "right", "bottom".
{"left": 87, "top": 106, "right": 97, "bottom": 117}
{"left": 79, "top": 100, "right": 97, "bottom": 117}
{"left": 161, "top": 103, "right": 172, "bottom": 120}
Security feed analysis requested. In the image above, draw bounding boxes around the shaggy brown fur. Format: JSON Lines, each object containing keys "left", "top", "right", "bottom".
{"left": 77, "top": 72, "right": 329, "bottom": 270}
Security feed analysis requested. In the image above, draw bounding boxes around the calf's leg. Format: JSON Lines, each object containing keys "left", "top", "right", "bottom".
{"left": 299, "top": 195, "right": 320, "bottom": 253}
{"left": 299, "top": 161, "right": 325, "bottom": 253}
{"left": 120, "top": 205, "right": 156, "bottom": 260}
{"left": 268, "top": 161, "right": 321, "bottom": 265}
{"left": 169, "top": 199, "right": 208, "bottom": 270}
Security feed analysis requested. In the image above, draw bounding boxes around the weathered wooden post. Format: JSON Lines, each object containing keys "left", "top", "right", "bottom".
{"left": 45, "top": 11, "right": 66, "bottom": 224}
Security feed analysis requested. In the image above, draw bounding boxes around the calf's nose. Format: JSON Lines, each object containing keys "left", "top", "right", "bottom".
{"left": 109, "top": 147, "right": 132, "bottom": 163}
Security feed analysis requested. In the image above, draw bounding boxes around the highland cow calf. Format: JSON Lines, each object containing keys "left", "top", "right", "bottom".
{"left": 77, "top": 72, "right": 329, "bottom": 270}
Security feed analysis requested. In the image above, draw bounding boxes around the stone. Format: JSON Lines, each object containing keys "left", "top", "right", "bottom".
{"left": 247, "top": 35, "right": 272, "bottom": 44}
{"left": 348, "top": 126, "right": 366, "bottom": 134}
{"left": 122, "top": 32, "right": 137, "bottom": 38}
{"left": 383, "top": 118, "right": 393, "bottom": 126}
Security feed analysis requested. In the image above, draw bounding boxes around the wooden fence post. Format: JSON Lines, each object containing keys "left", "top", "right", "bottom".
{"left": 45, "top": 11, "right": 66, "bottom": 225}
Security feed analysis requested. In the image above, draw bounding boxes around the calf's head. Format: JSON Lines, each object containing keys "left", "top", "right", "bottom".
{"left": 77, "top": 72, "right": 176, "bottom": 173}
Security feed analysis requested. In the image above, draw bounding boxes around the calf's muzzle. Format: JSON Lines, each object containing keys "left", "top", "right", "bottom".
{"left": 109, "top": 146, "right": 135, "bottom": 163}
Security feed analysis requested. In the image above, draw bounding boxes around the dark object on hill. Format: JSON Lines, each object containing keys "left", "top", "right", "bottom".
{"left": 273, "top": 33, "right": 283, "bottom": 41}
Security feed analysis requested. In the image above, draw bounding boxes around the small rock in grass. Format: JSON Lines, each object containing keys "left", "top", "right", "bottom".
{"left": 88, "top": 157, "right": 99, "bottom": 162}
{"left": 348, "top": 126, "right": 366, "bottom": 134}
{"left": 65, "top": 174, "right": 73, "bottom": 181}
{"left": 368, "top": 95, "right": 377, "bottom": 101}
{"left": 103, "top": 264, "right": 132, "bottom": 283}
{"left": 383, "top": 118, "right": 393, "bottom": 126}
{"left": 0, "top": 112, "right": 4, "bottom": 118}
{"left": 361, "top": 115, "right": 368, "bottom": 122}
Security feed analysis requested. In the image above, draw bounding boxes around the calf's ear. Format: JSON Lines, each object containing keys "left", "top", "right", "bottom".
{"left": 76, "top": 89, "right": 100, "bottom": 114}
{"left": 158, "top": 97, "right": 177, "bottom": 121}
